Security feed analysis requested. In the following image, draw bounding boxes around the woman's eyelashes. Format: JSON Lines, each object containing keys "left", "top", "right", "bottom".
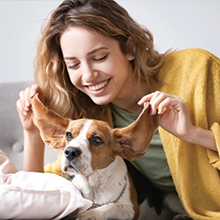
{"left": 93, "top": 54, "right": 108, "bottom": 61}
{"left": 67, "top": 54, "right": 108, "bottom": 70}
{"left": 68, "top": 63, "right": 80, "bottom": 70}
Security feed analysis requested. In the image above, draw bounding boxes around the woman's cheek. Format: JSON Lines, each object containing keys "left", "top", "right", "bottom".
{"left": 68, "top": 71, "right": 78, "bottom": 86}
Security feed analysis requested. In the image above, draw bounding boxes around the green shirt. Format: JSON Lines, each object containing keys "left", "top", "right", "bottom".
{"left": 110, "top": 103, "right": 175, "bottom": 191}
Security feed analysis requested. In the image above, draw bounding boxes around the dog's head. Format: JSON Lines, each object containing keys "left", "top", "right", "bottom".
{"left": 31, "top": 94, "right": 159, "bottom": 177}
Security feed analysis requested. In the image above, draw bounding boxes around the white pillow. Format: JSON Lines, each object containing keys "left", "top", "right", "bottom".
{"left": 0, "top": 150, "right": 92, "bottom": 219}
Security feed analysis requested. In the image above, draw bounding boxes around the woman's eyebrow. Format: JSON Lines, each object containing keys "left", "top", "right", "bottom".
{"left": 63, "top": 47, "right": 109, "bottom": 60}
{"left": 87, "top": 46, "right": 109, "bottom": 55}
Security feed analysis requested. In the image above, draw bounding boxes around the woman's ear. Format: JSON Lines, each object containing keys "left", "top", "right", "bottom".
{"left": 126, "top": 36, "right": 136, "bottom": 60}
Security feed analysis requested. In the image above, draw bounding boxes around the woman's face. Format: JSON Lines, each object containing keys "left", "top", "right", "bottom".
{"left": 60, "top": 27, "right": 134, "bottom": 105}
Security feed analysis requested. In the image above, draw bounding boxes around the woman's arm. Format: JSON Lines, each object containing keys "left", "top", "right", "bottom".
{"left": 23, "top": 129, "right": 45, "bottom": 172}
{"left": 186, "top": 125, "right": 217, "bottom": 151}
{"left": 16, "top": 84, "right": 46, "bottom": 172}
{"left": 138, "top": 91, "right": 217, "bottom": 151}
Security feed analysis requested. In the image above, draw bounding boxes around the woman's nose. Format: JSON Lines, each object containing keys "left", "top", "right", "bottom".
{"left": 81, "top": 63, "right": 98, "bottom": 82}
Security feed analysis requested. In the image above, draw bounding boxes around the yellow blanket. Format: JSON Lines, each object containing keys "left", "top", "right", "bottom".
{"left": 45, "top": 48, "right": 220, "bottom": 219}
{"left": 150, "top": 48, "right": 220, "bottom": 219}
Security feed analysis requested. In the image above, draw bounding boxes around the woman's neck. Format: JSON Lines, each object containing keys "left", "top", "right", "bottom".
{"left": 112, "top": 82, "right": 149, "bottom": 115}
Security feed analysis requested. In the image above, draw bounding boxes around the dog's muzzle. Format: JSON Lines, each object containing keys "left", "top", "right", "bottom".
{"left": 64, "top": 147, "right": 81, "bottom": 161}
{"left": 62, "top": 146, "right": 91, "bottom": 176}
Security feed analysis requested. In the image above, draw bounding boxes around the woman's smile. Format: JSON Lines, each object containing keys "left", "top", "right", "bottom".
{"left": 87, "top": 79, "right": 110, "bottom": 93}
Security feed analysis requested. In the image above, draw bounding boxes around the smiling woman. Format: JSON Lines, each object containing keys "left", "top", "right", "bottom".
{"left": 60, "top": 26, "right": 136, "bottom": 108}
{"left": 15, "top": 0, "right": 220, "bottom": 220}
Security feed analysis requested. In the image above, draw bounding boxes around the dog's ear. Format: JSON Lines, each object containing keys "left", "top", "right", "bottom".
{"left": 30, "top": 94, "right": 70, "bottom": 149}
{"left": 112, "top": 103, "right": 159, "bottom": 161}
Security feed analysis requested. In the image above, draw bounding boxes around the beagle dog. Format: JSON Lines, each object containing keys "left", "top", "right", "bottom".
{"left": 30, "top": 94, "right": 159, "bottom": 220}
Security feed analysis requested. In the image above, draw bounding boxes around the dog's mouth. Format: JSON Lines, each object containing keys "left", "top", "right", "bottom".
{"left": 63, "top": 163, "right": 95, "bottom": 178}
{"left": 63, "top": 165, "right": 79, "bottom": 175}
{"left": 62, "top": 157, "right": 93, "bottom": 177}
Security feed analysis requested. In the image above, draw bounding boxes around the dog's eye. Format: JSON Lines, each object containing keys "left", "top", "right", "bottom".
{"left": 90, "top": 136, "right": 104, "bottom": 146}
{"left": 66, "top": 132, "right": 73, "bottom": 141}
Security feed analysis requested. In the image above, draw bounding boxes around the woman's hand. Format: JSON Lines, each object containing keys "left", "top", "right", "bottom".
{"left": 138, "top": 91, "right": 194, "bottom": 141}
{"left": 138, "top": 91, "right": 217, "bottom": 151}
{"left": 16, "top": 84, "right": 45, "bottom": 132}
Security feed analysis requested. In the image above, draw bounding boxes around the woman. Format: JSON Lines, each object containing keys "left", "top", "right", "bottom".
{"left": 17, "top": 0, "right": 220, "bottom": 219}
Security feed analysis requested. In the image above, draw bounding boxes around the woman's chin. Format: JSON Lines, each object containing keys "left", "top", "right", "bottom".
{"left": 91, "top": 96, "right": 112, "bottom": 106}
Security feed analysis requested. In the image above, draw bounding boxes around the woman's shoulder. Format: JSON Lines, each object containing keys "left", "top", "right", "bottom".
{"left": 150, "top": 48, "right": 220, "bottom": 92}
{"left": 165, "top": 48, "right": 220, "bottom": 64}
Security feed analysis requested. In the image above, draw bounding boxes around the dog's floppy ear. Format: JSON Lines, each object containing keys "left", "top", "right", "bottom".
{"left": 112, "top": 103, "right": 159, "bottom": 161}
{"left": 30, "top": 94, "right": 70, "bottom": 149}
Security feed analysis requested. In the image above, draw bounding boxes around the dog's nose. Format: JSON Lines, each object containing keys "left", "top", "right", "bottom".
{"left": 64, "top": 147, "right": 81, "bottom": 160}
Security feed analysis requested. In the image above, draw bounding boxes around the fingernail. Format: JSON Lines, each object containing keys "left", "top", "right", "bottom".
{"left": 30, "top": 91, "right": 36, "bottom": 98}
{"left": 23, "top": 110, "right": 27, "bottom": 116}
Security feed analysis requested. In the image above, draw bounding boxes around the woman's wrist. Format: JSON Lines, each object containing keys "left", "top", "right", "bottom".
{"left": 183, "top": 126, "right": 217, "bottom": 151}
{"left": 23, "top": 129, "right": 45, "bottom": 172}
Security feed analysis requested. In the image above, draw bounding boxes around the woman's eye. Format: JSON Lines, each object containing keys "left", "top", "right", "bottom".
{"left": 68, "top": 63, "right": 79, "bottom": 69}
{"left": 94, "top": 54, "right": 108, "bottom": 61}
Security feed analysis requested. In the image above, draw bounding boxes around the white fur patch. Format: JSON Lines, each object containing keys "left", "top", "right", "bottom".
{"left": 62, "top": 120, "right": 94, "bottom": 176}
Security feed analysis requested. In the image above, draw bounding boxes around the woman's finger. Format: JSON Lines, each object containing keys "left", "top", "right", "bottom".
{"left": 138, "top": 93, "right": 153, "bottom": 105}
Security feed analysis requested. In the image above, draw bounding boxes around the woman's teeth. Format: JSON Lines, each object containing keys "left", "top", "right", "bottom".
{"left": 89, "top": 80, "right": 108, "bottom": 91}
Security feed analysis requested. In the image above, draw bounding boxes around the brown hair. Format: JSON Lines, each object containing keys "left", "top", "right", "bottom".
{"left": 34, "top": 0, "right": 164, "bottom": 120}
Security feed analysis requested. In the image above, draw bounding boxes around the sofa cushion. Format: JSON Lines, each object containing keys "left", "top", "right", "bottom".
{"left": 0, "top": 150, "right": 92, "bottom": 219}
